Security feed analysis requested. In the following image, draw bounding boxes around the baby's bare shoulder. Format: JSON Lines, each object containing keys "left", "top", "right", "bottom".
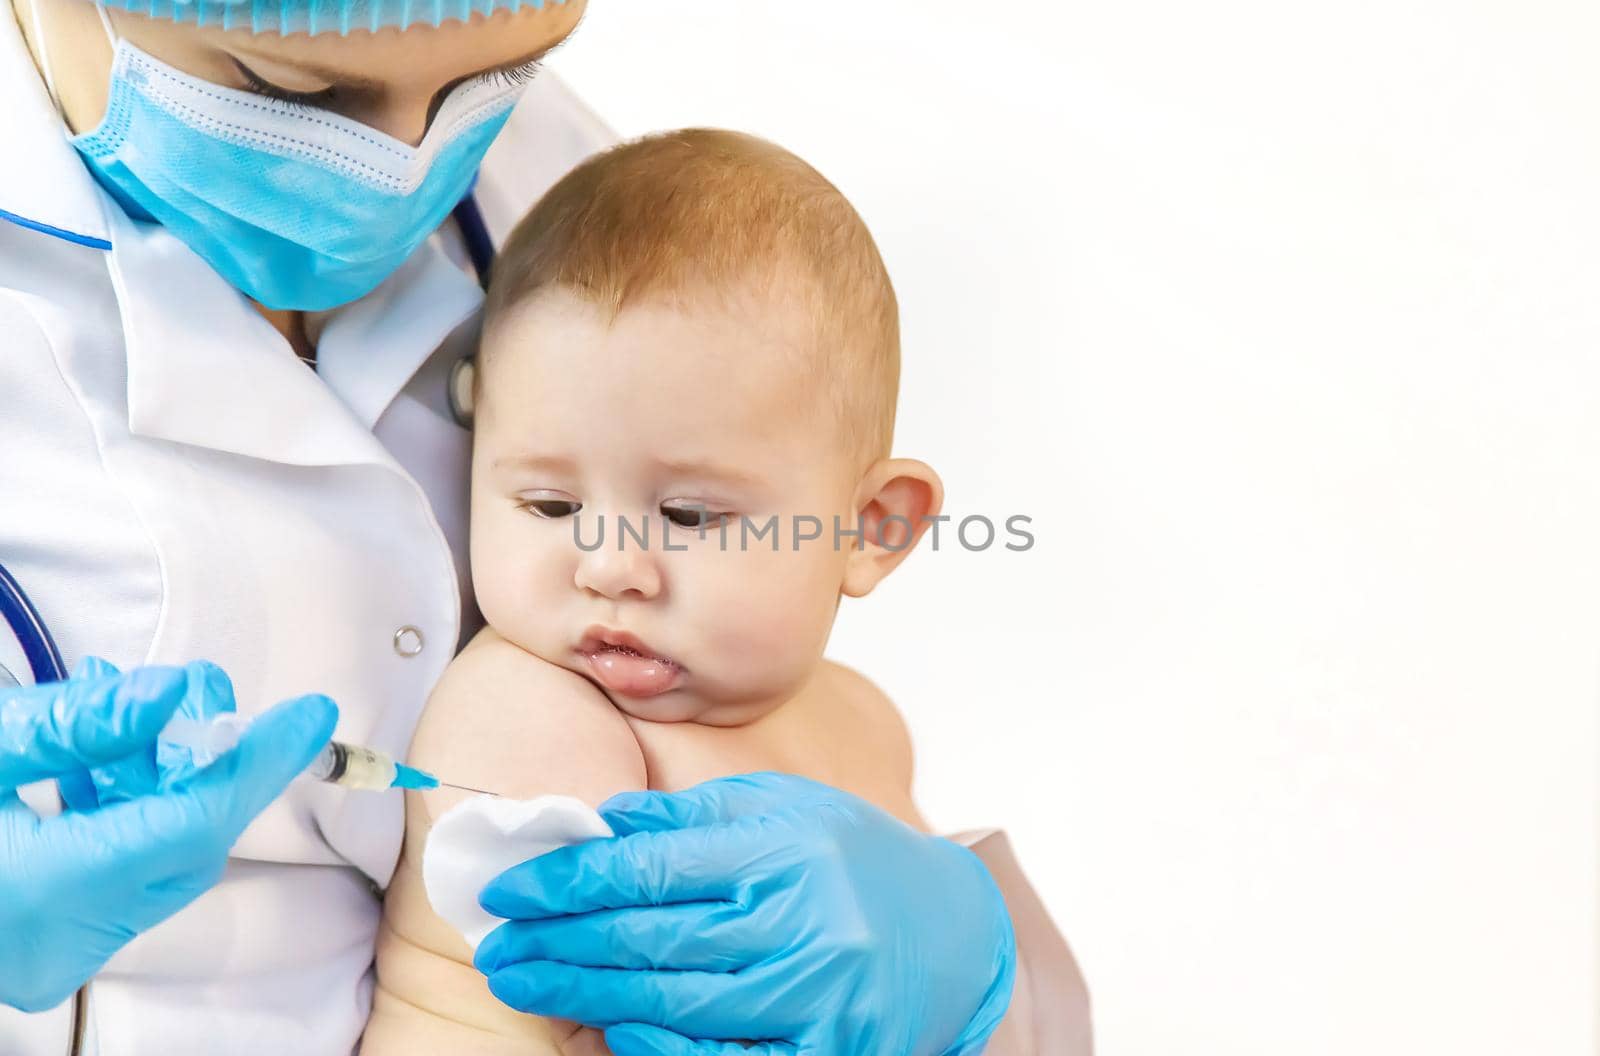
{"left": 819, "top": 658, "right": 912, "bottom": 736}
{"left": 409, "top": 626, "right": 647, "bottom": 809}
{"left": 812, "top": 659, "right": 917, "bottom": 792}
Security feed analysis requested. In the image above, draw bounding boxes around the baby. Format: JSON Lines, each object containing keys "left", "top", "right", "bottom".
{"left": 361, "top": 128, "right": 946, "bottom": 1054}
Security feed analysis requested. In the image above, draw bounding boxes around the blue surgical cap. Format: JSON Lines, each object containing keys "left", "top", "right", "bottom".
{"left": 98, "top": 0, "right": 561, "bottom": 36}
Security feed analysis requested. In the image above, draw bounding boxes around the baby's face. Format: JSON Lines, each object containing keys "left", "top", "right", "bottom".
{"left": 471, "top": 288, "right": 861, "bottom": 725}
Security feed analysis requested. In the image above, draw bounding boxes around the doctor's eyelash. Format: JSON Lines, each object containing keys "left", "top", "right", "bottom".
{"left": 231, "top": 59, "right": 540, "bottom": 114}
{"left": 233, "top": 63, "right": 335, "bottom": 111}
{"left": 478, "top": 59, "right": 544, "bottom": 89}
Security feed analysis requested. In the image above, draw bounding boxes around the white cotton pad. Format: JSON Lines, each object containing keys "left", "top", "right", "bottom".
{"left": 422, "top": 794, "right": 614, "bottom": 949}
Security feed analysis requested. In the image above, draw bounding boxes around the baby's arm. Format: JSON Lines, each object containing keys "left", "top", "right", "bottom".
{"left": 362, "top": 628, "right": 647, "bottom": 1056}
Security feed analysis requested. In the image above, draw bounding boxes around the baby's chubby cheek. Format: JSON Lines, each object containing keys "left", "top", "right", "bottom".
{"left": 466, "top": 505, "right": 567, "bottom": 654}
{"left": 682, "top": 541, "right": 846, "bottom": 704}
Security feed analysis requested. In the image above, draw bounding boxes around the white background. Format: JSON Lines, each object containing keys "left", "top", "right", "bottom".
{"left": 550, "top": 3, "right": 1599, "bottom": 1053}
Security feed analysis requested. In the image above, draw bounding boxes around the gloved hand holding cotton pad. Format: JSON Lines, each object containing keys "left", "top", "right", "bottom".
{"left": 421, "top": 795, "right": 613, "bottom": 950}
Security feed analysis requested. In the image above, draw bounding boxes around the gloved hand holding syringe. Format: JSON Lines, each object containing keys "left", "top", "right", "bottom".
{"left": 161, "top": 714, "right": 496, "bottom": 794}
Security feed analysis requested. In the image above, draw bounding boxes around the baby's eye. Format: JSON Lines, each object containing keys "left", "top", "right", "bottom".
{"left": 660, "top": 504, "right": 729, "bottom": 530}
{"left": 521, "top": 499, "right": 582, "bottom": 519}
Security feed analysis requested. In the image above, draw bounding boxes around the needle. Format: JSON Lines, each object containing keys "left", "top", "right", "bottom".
{"left": 438, "top": 780, "right": 501, "bottom": 797}
{"left": 392, "top": 761, "right": 501, "bottom": 796}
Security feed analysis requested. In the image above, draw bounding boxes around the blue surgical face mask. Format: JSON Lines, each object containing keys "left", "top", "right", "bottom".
{"left": 61, "top": 11, "right": 523, "bottom": 311}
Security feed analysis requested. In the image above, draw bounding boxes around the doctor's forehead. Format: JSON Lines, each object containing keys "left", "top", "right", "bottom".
{"left": 153, "top": 1, "right": 585, "bottom": 87}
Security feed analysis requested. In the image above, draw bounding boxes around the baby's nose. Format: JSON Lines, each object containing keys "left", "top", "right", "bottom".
{"left": 573, "top": 516, "right": 663, "bottom": 600}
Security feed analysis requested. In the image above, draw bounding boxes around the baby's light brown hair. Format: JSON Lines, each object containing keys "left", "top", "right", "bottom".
{"left": 481, "top": 128, "right": 900, "bottom": 466}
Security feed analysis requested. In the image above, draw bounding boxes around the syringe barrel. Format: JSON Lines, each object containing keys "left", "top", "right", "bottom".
{"left": 161, "top": 718, "right": 400, "bottom": 791}
{"left": 305, "top": 741, "right": 398, "bottom": 791}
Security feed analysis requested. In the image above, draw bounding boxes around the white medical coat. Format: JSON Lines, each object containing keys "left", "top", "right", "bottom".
{"left": 0, "top": 8, "right": 613, "bottom": 1053}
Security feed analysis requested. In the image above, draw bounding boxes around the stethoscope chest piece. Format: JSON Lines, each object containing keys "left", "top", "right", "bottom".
{"left": 448, "top": 356, "right": 477, "bottom": 428}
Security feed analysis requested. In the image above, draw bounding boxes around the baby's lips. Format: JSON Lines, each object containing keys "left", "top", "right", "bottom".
{"left": 581, "top": 644, "right": 682, "bottom": 699}
{"left": 577, "top": 625, "right": 680, "bottom": 667}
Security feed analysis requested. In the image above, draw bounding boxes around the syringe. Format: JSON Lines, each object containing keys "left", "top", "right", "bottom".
{"left": 160, "top": 715, "right": 497, "bottom": 794}
{"left": 305, "top": 739, "right": 441, "bottom": 792}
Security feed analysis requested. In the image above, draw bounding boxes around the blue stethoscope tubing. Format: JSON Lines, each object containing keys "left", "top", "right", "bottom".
{"left": 3, "top": 191, "right": 494, "bottom": 1056}
{"left": 0, "top": 562, "right": 80, "bottom": 1050}
{"left": 452, "top": 193, "right": 496, "bottom": 290}
{"left": 0, "top": 561, "right": 67, "bottom": 686}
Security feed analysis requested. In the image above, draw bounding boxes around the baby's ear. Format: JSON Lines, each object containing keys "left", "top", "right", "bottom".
{"left": 841, "top": 459, "right": 945, "bottom": 598}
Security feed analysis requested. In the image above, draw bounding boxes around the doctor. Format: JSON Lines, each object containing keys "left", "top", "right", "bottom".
{"left": 0, "top": 0, "right": 1091, "bottom": 1053}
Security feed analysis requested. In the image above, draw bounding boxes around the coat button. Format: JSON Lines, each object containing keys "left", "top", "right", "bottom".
{"left": 393, "top": 626, "right": 425, "bottom": 657}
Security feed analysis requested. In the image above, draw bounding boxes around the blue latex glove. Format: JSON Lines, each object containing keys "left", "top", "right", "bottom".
{"left": 475, "top": 773, "right": 1017, "bottom": 1056}
{"left": 0, "top": 665, "right": 336, "bottom": 1012}
{"left": 71, "top": 657, "right": 243, "bottom": 807}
